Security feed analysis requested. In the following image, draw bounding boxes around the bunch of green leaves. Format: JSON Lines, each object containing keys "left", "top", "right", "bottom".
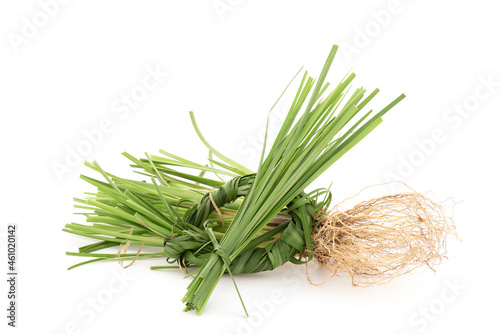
{"left": 65, "top": 44, "right": 404, "bottom": 316}
{"left": 64, "top": 143, "right": 283, "bottom": 269}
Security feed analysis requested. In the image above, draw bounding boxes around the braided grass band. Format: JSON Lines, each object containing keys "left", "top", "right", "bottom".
{"left": 164, "top": 174, "right": 321, "bottom": 274}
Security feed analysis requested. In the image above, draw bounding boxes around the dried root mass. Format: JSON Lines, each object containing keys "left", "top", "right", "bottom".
{"left": 311, "top": 192, "right": 457, "bottom": 286}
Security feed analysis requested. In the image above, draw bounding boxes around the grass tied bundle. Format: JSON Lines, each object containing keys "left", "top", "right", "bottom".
{"left": 64, "top": 44, "right": 456, "bottom": 316}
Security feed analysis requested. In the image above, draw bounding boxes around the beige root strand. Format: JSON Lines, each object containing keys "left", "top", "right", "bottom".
{"left": 311, "top": 191, "right": 457, "bottom": 286}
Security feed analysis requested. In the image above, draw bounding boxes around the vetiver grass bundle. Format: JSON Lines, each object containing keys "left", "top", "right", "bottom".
{"left": 64, "top": 45, "right": 456, "bottom": 315}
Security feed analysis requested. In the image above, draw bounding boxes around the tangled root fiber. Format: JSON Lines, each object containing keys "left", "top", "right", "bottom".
{"left": 311, "top": 191, "right": 457, "bottom": 286}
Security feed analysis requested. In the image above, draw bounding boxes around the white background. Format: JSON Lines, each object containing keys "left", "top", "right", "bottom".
{"left": 1, "top": 1, "right": 499, "bottom": 334}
